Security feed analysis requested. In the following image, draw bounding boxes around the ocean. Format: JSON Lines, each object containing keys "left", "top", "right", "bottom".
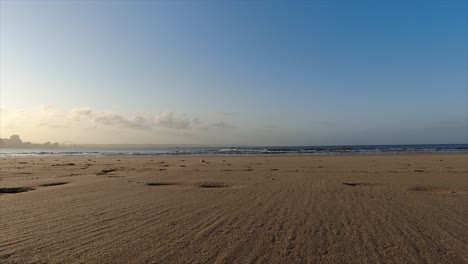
{"left": 1, "top": 144, "right": 467, "bottom": 157}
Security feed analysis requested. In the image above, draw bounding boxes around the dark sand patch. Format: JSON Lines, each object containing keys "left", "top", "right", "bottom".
{"left": 39, "top": 182, "right": 69, "bottom": 187}
{"left": 146, "top": 182, "right": 177, "bottom": 186}
{"left": 59, "top": 173, "right": 82, "bottom": 177}
{"left": 97, "top": 169, "right": 116, "bottom": 175}
{"left": 342, "top": 183, "right": 380, "bottom": 187}
{"left": 198, "top": 182, "right": 228, "bottom": 188}
{"left": 413, "top": 170, "right": 426, "bottom": 173}
{"left": 52, "top": 163, "right": 75, "bottom": 167}
{"left": 0, "top": 187, "right": 35, "bottom": 194}
{"left": 408, "top": 186, "right": 450, "bottom": 192}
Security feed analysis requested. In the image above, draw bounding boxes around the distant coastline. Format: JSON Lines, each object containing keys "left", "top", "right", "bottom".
{"left": 0, "top": 135, "right": 59, "bottom": 149}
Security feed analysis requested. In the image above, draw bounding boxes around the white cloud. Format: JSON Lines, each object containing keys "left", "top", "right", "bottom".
{"left": 94, "top": 113, "right": 152, "bottom": 130}
{"left": 68, "top": 107, "right": 94, "bottom": 121}
{"left": 153, "top": 112, "right": 191, "bottom": 129}
{"left": 1, "top": 106, "right": 235, "bottom": 132}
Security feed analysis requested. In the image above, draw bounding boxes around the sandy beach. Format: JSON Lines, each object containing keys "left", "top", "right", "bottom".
{"left": 0, "top": 154, "right": 467, "bottom": 263}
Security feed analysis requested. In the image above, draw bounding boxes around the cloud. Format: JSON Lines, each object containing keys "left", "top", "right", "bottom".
{"left": 37, "top": 105, "right": 68, "bottom": 128}
{"left": 191, "top": 117, "right": 203, "bottom": 125}
{"left": 1, "top": 106, "right": 235, "bottom": 133}
{"left": 68, "top": 107, "right": 94, "bottom": 121}
{"left": 94, "top": 113, "right": 152, "bottom": 130}
{"left": 208, "top": 121, "right": 235, "bottom": 129}
{"left": 90, "top": 111, "right": 194, "bottom": 130}
{"left": 218, "top": 112, "right": 237, "bottom": 117}
{"left": 41, "top": 105, "right": 53, "bottom": 111}
{"left": 154, "top": 112, "right": 191, "bottom": 129}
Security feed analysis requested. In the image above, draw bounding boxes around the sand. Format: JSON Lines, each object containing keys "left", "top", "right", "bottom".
{"left": 0, "top": 154, "right": 467, "bottom": 263}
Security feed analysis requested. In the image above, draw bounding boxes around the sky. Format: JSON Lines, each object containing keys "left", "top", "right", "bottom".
{"left": 0, "top": 0, "right": 467, "bottom": 146}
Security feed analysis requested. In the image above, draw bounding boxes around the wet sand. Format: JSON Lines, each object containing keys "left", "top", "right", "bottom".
{"left": 1, "top": 154, "right": 467, "bottom": 263}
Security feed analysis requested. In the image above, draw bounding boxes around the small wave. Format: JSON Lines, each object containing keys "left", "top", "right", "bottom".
{"left": 1, "top": 144, "right": 467, "bottom": 157}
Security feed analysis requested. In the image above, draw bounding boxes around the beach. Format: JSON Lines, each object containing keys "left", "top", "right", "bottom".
{"left": 1, "top": 154, "right": 467, "bottom": 263}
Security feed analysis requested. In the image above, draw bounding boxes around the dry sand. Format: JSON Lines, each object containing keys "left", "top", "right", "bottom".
{"left": 0, "top": 154, "right": 467, "bottom": 263}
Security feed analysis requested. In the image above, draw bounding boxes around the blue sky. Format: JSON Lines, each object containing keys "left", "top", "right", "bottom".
{"left": 0, "top": 0, "right": 466, "bottom": 145}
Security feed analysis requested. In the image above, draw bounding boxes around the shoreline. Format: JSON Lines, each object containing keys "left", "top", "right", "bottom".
{"left": 1, "top": 143, "right": 467, "bottom": 158}
{"left": 1, "top": 152, "right": 468, "bottom": 159}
